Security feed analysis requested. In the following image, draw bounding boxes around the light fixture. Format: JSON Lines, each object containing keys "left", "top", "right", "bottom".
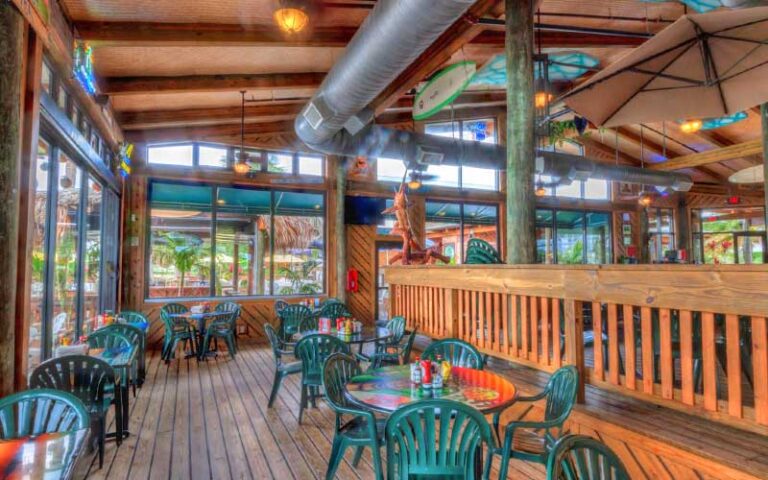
{"left": 233, "top": 91, "right": 251, "bottom": 175}
{"left": 535, "top": 91, "right": 552, "bottom": 109}
{"left": 638, "top": 192, "right": 653, "bottom": 207}
{"left": 273, "top": 0, "right": 310, "bottom": 34}
{"left": 407, "top": 178, "right": 422, "bottom": 190}
{"left": 680, "top": 119, "right": 702, "bottom": 134}
{"left": 535, "top": 184, "right": 547, "bottom": 197}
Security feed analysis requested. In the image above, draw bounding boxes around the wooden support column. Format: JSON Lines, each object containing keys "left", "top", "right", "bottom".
{"left": 676, "top": 193, "right": 691, "bottom": 254}
{"left": 762, "top": 104, "right": 768, "bottom": 229}
{"left": 14, "top": 24, "right": 43, "bottom": 391}
{"left": 0, "top": 2, "right": 24, "bottom": 396}
{"left": 505, "top": 0, "right": 536, "bottom": 264}
{"left": 639, "top": 207, "right": 650, "bottom": 263}
{"left": 335, "top": 157, "right": 347, "bottom": 302}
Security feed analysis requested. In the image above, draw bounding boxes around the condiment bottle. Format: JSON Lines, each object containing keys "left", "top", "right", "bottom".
{"left": 420, "top": 359, "right": 432, "bottom": 388}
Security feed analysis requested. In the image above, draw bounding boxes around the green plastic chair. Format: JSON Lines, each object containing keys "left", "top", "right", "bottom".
{"left": 160, "top": 308, "right": 197, "bottom": 362}
{"left": 495, "top": 365, "right": 579, "bottom": 479}
{"left": 277, "top": 304, "right": 314, "bottom": 343}
{"left": 215, "top": 301, "right": 242, "bottom": 347}
{"left": 30, "top": 355, "right": 118, "bottom": 467}
{"left": 546, "top": 435, "right": 630, "bottom": 480}
{"left": 422, "top": 338, "right": 485, "bottom": 369}
{"left": 323, "top": 353, "right": 384, "bottom": 480}
{"left": 0, "top": 389, "right": 89, "bottom": 439}
{"left": 385, "top": 399, "right": 496, "bottom": 480}
{"left": 264, "top": 324, "right": 302, "bottom": 408}
{"left": 116, "top": 310, "right": 150, "bottom": 332}
{"left": 98, "top": 323, "right": 146, "bottom": 394}
{"left": 370, "top": 320, "right": 414, "bottom": 368}
{"left": 294, "top": 334, "right": 350, "bottom": 424}
{"left": 198, "top": 311, "right": 238, "bottom": 360}
{"left": 316, "top": 301, "right": 352, "bottom": 320}
{"left": 464, "top": 238, "right": 502, "bottom": 264}
{"left": 274, "top": 300, "right": 289, "bottom": 315}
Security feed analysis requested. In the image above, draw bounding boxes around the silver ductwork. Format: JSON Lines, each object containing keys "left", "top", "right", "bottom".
{"left": 295, "top": 0, "right": 694, "bottom": 193}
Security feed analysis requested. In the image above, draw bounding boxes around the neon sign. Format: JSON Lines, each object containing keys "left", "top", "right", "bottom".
{"left": 73, "top": 41, "right": 97, "bottom": 95}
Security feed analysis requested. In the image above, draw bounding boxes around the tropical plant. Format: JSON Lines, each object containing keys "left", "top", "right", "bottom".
{"left": 278, "top": 259, "right": 322, "bottom": 295}
{"left": 559, "top": 239, "right": 584, "bottom": 264}
{"left": 153, "top": 232, "right": 204, "bottom": 295}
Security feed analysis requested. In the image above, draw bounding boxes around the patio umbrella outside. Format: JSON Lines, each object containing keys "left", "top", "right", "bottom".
{"left": 561, "top": 7, "right": 768, "bottom": 127}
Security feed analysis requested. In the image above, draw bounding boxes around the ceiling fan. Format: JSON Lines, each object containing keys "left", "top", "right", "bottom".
{"left": 404, "top": 167, "right": 438, "bottom": 190}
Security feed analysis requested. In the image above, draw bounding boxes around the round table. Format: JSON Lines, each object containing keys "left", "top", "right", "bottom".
{"left": 168, "top": 311, "right": 226, "bottom": 357}
{"left": 293, "top": 327, "right": 391, "bottom": 358}
{"left": 345, "top": 365, "right": 517, "bottom": 415}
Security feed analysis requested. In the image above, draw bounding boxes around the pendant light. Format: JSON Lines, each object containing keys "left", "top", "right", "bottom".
{"left": 233, "top": 91, "right": 251, "bottom": 175}
{"left": 638, "top": 125, "right": 653, "bottom": 207}
{"left": 273, "top": 0, "right": 311, "bottom": 34}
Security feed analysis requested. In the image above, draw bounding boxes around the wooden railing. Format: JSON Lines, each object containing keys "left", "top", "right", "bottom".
{"left": 386, "top": 265, "right": 768, "bottom": 433}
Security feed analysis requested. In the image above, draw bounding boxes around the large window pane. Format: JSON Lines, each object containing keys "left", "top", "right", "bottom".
{"left": 536, "top": 209, "right": 554, "bottom": 264}
{"left": 272, "top": 191, "right": 325, "bottom": 295}
{"left": 52, "top": 152, "right": 81, "bottom": 351}
{"left": 298, "top": 155, "right": 323, "bottom": 176}
{"left": 585, "top": 212, "right": 611, "bottom": 264}
{"left": 556, "top": 181, "right": 581, "bottom": 199}
{"left": 462, "top": 119, "right": 496, "bottom": 144}
{"left": 462, "top": 166, "right": 497, "bottom": 190}
{"left": 423, "top": 164, "right": 459, "bottom": 188}
{"left": 199, "top": 145, "right": 228, "bottom": 168}
{"left": 149, "top": 182, "right": 213, "bottom": 298}
{"left": 215, "top": 188, "right": 271, "bottom": 296}
{"left": 556, "top": 210, "right": 584, "bottom": 264}
{"left": 148, "top": 144, "right": 194, "bottom": 167}
{"left": 463, "top": 203, "right": 498, "bottom": 254}
{"left": 29, "top": 140, "right": 51, "bottom": 371}
{"left": 82, "top": 178, "right": 103, "bottom": 336}
{"left": 583, "top": 178, "right": 609, "bottom": 200}
{"left": 268, "top": 152, "right": 293, "bottom": 174}
{"left": 425, "top": 201, "right": 461, "bottom": 264}
{"left": 377, "top": 158, "right": 406, "bottom": 183}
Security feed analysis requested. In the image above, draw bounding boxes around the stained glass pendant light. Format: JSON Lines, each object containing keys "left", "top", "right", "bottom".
{"left": 274, "top": 0, "right": 311, "bottom": 34}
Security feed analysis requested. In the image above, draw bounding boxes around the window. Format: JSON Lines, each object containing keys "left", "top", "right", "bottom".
{"left": 199, "top": 145, "right": 228, "bottom": 168}
{"left": 147, "top": 144, "right": 194, "bottom": 167}
{"left": 536, "top": 208, "right": 612, "bottom": 264}
{"left": 537, "top": 141, "right": 610, "bottom": 201}
{"left": 298, "top": 155, "right": 323, "bottom": 176}
{"left": 377, "top": 158, "right": 407, "bottom": 183}
{"left": 425, "top": 201, "right": 499, "bottom": 264}
{"left": 648, "top": 208, "right": 675, "bottom": 262}
{"left": 41, "top": 61, "right": 52, "bottom": 96}
{"left": 692, "top": 207, "right": 766, "bottom": 264}
{"left": 29, "top": 140, "right": 51, "bottom": 372}
{"left": 268, "top": 152, "right": 293, "bottom": 173}
{"left": 83, "top": 178, "right": 102, "bottom": 337}
{"left": 424, "top": 119, "right": 499, "bottom": 191}
{"left": 147, "top": 181, "right": 326, "bottom": 298}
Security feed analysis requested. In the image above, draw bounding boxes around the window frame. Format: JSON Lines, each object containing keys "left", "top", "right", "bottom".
{"left": 145, "top": 179, "right": 328, "bottom": 301}
{"left": 535, "top": 207, "right": 613, "bottom": 264}
{"left": 424, "top": 199, "right": 501, "bottom": 264}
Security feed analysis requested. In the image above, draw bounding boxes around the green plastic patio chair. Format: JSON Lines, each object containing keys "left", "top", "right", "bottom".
{"left": 99, "top": 323, "right": 146, "bottom": 394}
{"left": 198, "top": 311, "right": 238, "bottom": 360}
{"left": 116, "top": 310, "right": 150, "bottom": 332}
{"left": 323, "top": 353, "right": 384, "bottom": 480}
{"left": 315, "top": 301, "right": 352, "bottom": 320}
{"left": 370, "top": 319, "right": 413, "bottom": 368}
{"left": 215, "top": 301, "right": 242, "bottom": 347}
{"left": 422, "top": 338, "right": 485, "bottom": 369}
{"left": 264, "top": 324, "right": 302, "bottom": 408}
{"left": 277, "top": 304, "right": 314, "bottom": 343}
{"left": 546, "top": 434, "right": 630, "bottom": 480}
{"left": 294, "top": 334, "right": 350, "bottom": 424}
{"left": 160, "top": 308, "right": 197, "bottom": 362}
{"left": 0, "top": 389, "right": 89, "bottom": 438}
{"left": 464, "top": 238, "right": 502, "bottom": 264}
{"left": 495, "top": 365, "right": 579, "bottom": 479}
{"left": 385, "top": 399, "right": 496, "bottom": 480}
{"left": 30, "top": 356, "right": 119, "bottom": 467}
{"left": 274, "top": 300, "right": 289, "bottom": 316}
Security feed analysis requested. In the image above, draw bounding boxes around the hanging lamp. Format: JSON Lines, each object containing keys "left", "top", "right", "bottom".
{"left": 233, "top": 91, "right": 251, "bottom": 175}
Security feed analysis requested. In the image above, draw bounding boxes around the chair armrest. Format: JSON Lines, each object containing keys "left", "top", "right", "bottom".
{"left": 515, "top": 388, "right": 549, "bottom": 403}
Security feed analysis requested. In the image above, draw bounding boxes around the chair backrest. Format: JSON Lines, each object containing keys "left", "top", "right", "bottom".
{"left": 215, "top": 301, "right": 241, "bottom": 315}
{"left": 102, "top": 323, "right": 145, "bottom": 351}
{"left": 264, "top": 324, "right": 285, "bottom": 364}
{"left": 401, "top": 328, "right": 418, "bottom": 364}
{"left": 322, "top": 352, "right": 362, "bottom": 413}
{"left": 295, "top": 334, "right": 350, "bottom": 377}
{"left": 161, "top": 303, "right": 189, "bottom": 316}
{"left": 116, "top": 310, "right": 149, "bottom": 329}
{"left": 422, "top": 339, "right": 484, "bottom": 369}
{"left": 29, "top": 355, "right": 116, "bottom": 409}
{"left": 273, "top": 300, "right": 289, "bottom": 316}
{"left": 546, "top": 435, "right": 630, "bottom": 480}
{"left": 385, "top": 399, "right": 495, "bottom": 480}
{"left": 208, "top": 311, "right": 236, "bottom": 333}
{"left": 543, "top": 366, "right": 579, "bottom": 424}
{"left": 464, "top": 238, "right": 502, "bottom": 264}
{"left": 0, "top": 389, "right": 89, "bottom": 439}
{"left": 316, "top": 301, "right": 351, "bottom": 320}
{"left": 386, "top": 316, "right": 406, "bottom": 344}
{"left": 87, "top": 328, "right": 132, "bottom": 351}
{"left": 277, "top": 304, "right": 314, "bottom": 339}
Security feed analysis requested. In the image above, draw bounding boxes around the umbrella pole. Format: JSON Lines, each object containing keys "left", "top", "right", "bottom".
{"left": 762, "top": 104, "right": 768, "bottom": 231}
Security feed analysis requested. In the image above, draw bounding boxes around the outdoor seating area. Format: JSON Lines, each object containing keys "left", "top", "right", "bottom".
{"left": 3, "top": 0, "right": 768, "bottom": 479}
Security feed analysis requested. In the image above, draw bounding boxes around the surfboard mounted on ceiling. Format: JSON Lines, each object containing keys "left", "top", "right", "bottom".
{"left": 412, "top": 61, "right": 476, "bottom": 121}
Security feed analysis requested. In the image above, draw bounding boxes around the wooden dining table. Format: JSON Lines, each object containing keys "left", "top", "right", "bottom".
{"left": 0, "top": 429, "right": 89, "bottom": 480}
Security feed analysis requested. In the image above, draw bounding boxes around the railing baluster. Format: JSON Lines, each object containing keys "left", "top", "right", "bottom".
{"left": 493, "top": 293, "right": 501, "bottom": 353}
{"left": 542, "top": 297, "right": 550, "bottom": 367}
{"left": 593, "top": 301, "right": 604, "bottom": 382}
{"left": 553, "top": 299, "right": 561, "bottom": 368}
{"left": 702, "top": 312, "right": 717, "bottom": 412}
{"left": 502, "top": 293, "right": 509, "bottom": 356}
{"left": 660, "top": 308, "right": 673, "bottom": 400}
{"left": 623, "top": 304, "right": 636, "bottom": 390}
{"left": 641, "top": 307, "right": 654, "bottom": 395}
{"left": 680, "top": 310, "right": 694, "bottom": 406}
{"left": 752, "top": 316, "right": 768, "bottom": 425}
{"left": 608, "top": 303, "right": 619, "bottom": 386}
{"left": 531, "top": 296, "right": 539, "bottom": 363}
{"left": 726, "top": 314, "right": 742, "bottom": 418}
{"left": 511, "top": 295, "right": 519, "bottom": 358}
{"left": 521, "top": 296, "right": 529, "bottom": 360}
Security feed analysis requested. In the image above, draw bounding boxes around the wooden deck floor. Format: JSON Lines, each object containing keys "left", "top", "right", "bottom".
{"left": 78, "top": 340, "right": 544, "bottom": 480}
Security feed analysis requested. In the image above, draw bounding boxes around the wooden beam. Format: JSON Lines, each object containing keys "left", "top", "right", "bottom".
{"left": 762, "top": 104, "right": 768, "bottom": 230}
{"left": 472, "top": 29, "right": 646, "bottom": 48}
{"left": 124, "top": 119, "right": 297, "bottom": 144}
{"left": 102, "top": 72, "right": 326, "bottom": 95}
{"left": 648, "top": 139, "right": 763, "bottom": 171}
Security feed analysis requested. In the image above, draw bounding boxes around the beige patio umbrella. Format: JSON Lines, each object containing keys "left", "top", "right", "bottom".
{"left": 561, "top": 6, "right": 768, "bottom": 127}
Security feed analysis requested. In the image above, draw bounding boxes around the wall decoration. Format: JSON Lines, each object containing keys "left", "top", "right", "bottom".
{"left": 472, "top": 52, "right": 599, "bottom": 88}
{"left": 383, "top": 184, "right": 450, "bottom": 265}
{"left": 118, "top": 143, "right": 133, "bottom": 178}
{"left": 413, "top": 61, "right": 476, "bottom": 121}
{"left": 701, "top": 111, "right": 748, "bottom": 130}
{"left": 73, "top": 42, "right": 97, "bottom": 95}
{"left": 640, "top": 0, "right": 721, "bottom": 13}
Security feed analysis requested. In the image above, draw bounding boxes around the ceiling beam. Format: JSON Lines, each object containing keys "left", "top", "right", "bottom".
{"left": 101, "top": 72, "right": 326, "bottom": 95}
{"left": 648, "top": 139, "right": 763, "bottom": 171}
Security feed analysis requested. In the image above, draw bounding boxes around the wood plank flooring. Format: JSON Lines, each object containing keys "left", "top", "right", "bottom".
{"left": 78, "top": 340, "right": 543, "bottom": 480}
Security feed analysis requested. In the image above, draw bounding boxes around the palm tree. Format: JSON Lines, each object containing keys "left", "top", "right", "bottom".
{"left": 154, "top": 232, "right": 204, "bottom": 296}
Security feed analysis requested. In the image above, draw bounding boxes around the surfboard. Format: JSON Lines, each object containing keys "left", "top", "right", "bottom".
{"left": 413, "top": 61, "right": 476, "bottom": 121}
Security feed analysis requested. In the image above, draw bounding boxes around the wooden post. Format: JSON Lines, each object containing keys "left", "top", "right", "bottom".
{"left": 505, "top": 0, "right": 536, "bottom": 264}
{"left": 0, "top": 2, "right": 23, "bottom": 397}
{"left": 762, "top": 104, "right": 768, "bottom": 229}
{"left": 639, "top": 206, "right": 650, "bottom": 263}
{"left": 14, "top": 26, "right": 43, "bottom": 391}
{"left": 676, "top": 193, "right": 691, "bottom": 254}
{"left": 564, "top": 299, "right": 585, "bottom": 403}
{"left": 335, "top": 157, "right": 347, "bottom": 302}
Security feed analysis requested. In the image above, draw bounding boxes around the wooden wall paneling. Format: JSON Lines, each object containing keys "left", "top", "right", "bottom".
{"left": 345, "top": 225, "right": 376, "bottom": 325}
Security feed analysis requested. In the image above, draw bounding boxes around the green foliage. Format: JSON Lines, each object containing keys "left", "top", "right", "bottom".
{"left": 278, "top": 259, "right": 322, "bottom": 295}
{"left": 153, "top": 232, "right": 205, "bottom": 295}
{"left": 559, "top": 239, "right": 583, "bottom": 264}
{"left": 548, "top": 120, "right": 590, "bottom": 147}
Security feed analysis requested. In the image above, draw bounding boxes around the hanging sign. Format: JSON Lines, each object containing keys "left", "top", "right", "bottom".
{"left": 118, "top": 143, "right": 133, "bottom": 178}
{"left": 73, "top": 41, "right": 97, "bottom": 95}
{"left": 413, "top": 61, "right": 476, "bottom": 121}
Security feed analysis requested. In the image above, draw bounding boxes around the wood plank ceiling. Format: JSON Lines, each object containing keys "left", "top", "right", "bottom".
{"left": 59, "top": 0, "right": 765, "bottom": 191}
